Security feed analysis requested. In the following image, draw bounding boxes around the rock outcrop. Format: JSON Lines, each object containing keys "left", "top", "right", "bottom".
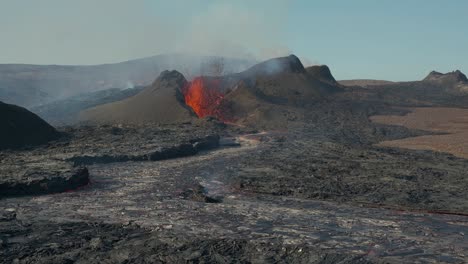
{"left": 423, "top": 70, "right": 468, "bottom": 94}
{"left": 0, "top": 167, "right": 89, "bottom": 198}
{"left": 423, "top": 70, "right": 468, "bottom": 83}
{"left": 306, "top": 65, "right": 338, "bottom": 85}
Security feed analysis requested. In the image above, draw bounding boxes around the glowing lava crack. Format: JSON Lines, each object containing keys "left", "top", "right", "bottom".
{"left": 182, "top": 77, "right": 229, "bottom": 122}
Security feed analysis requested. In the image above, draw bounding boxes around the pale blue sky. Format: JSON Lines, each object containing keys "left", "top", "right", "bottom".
{"left": 1, "top": 0, "right": 467, "bottom": 81}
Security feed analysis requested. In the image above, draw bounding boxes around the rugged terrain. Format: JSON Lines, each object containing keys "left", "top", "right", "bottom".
{"left": 0, "top": 122, "right": 222, "bottom": 198}
{"left": 2, "top": 122, "right": 468, "bottom": 263}
{"left": 2, "top": 56, "right": 468, "bottom": 263}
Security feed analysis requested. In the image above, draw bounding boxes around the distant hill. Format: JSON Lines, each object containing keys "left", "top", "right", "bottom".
{"left": 0, "top": 101, "right": 59, "bottom": 150}
{"left": 423, "top": 70, "right": 468, "bottom": 93}
{"left": 347, "top": 70, "right": 468, "bottom": 107}
{"left": 423, "top": 70, "right": 468, "bottom": 83}
{"left": 31, "top": 86, "right": 145, "bottom": 125}
{"left": 0, "top": 54, "right": 254, "bottom": 107}
{"left": 339, "top": 79, "right": 394, "bottom": 87}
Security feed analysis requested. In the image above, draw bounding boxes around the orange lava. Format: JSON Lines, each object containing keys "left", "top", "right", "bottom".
{"left": 183, "top": 77, "right": 228, "bottom": 121}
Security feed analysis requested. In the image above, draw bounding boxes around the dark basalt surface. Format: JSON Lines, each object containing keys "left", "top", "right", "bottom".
{"left": 2, "top": 131, "right": 468, "bottom": 263}
{"left": 67, "top": 134, "right": 219, "bottom": 166}
{"left": 228, "top": 134, "right": 468, "bottom": 213}
{"left": 0, "top": 122, "right": 222, "bottom": 198}
{"left": 0, "top": 167, "right": 89, "bottom": 198}
{"left": 0, "top": 219, "right": 371, "bottom": 264}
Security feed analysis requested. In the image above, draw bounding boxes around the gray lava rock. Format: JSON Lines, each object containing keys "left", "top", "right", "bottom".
{"left": 0, "top": 167, "right": 89, "bottom": 198}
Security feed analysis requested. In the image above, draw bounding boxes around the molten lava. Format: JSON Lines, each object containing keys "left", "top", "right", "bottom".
{"left": 183, "top": 77, "right": 229, "bottom": 121}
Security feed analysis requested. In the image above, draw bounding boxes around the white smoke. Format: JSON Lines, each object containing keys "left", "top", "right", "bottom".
{"left": 126, "top": 81, "right": 135, "bottom": 89}
{"left": 174, "top": 1, "right": 291, "bottom": 62}
{"left": 0, "top": 0, "right": 295, "bottom": 65}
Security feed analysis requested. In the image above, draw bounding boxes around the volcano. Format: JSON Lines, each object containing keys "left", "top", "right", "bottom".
{"left": 80, "top": 55, "right": 343, "bottom": 127}
{"left": 180, "top": 55, "right": 342, "bottom": 124}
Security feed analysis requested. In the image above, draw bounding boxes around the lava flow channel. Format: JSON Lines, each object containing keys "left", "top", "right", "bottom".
{"left": 183, "top": 77, "right": 228, "bottom": 121}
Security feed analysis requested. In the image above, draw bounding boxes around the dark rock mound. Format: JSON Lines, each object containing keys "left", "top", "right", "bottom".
{"left": 0, "top": 167, "right": 89, "bottom": 198}
{"left": 68, "top": 134, "right": 220, "bottom": 166}
{"left": 80, "top": 70, "right": 196, "bottom": 124}
{"left": 0, "top": 101, "right": 59, "bottom": 150}
{"left": 306, "top": 65, "right": 338, "bottom": 85}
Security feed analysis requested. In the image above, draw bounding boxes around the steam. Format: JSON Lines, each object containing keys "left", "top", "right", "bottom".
{"left": 301, "top": 58, "right": 322, "bottom": 68}
{"left": 175, "top": 1, "right": 291, "bottom": 61}
{"left": 1, "top": 1, "right": 299, "bottom": 65}
{"left": 126, "top": 81, "right": 135, "bottom": 89}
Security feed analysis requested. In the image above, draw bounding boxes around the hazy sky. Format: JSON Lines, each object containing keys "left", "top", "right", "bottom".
{"left": 1, "top": 0, "right": 467, "bottom": 81}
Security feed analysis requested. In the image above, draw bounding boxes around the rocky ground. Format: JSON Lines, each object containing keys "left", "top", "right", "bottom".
{"left": 0, "top": 121, "right": 222, "bottom": 198}
{"left": 1, "top": 133, "right": 468, "bottom": 263}
{"left": 229, "top": 133, "right": 468, "bottom": 213}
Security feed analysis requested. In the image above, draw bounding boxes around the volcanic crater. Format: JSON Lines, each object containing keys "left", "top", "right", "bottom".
{"left": 182, "top": 76, "right": 232, "bottom": 122}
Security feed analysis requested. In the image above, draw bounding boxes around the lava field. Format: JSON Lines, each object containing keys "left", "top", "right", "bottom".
{"left": 2, "top": 55, "right": 468, "bottom": 263}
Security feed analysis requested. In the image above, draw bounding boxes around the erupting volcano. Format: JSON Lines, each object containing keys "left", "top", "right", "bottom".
{"left": 183, "top": 77, "right": 229, "bottom": 122}
{"left": 80, "top": 55, "right": 341, "bottom": 126}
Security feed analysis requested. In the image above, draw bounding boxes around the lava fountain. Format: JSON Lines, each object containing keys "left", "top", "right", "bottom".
{"left": 182, "top": 77, "right": 230, "bottom": 122}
